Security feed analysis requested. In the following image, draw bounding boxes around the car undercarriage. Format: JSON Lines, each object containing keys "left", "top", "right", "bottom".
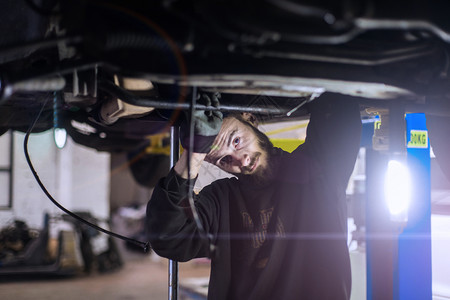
{"left": 1, "top": 0, "right": 450, "bottom": 171}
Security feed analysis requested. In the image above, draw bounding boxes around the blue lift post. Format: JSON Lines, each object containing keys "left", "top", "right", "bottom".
{"left": 366, "top": 118, "right": 395, "bottom": 300}
{"left": 396, "top": 113, "right": 432, "bottom": 300}
{"left": 365, "top": 112, "right": 432, "bottom": 300}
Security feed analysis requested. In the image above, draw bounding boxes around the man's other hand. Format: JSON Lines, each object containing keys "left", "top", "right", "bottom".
{"left": 181, "top": 92, "right": 223, "bottom": 153}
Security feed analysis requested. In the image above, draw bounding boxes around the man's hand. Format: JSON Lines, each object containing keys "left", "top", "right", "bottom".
{"left": 180, "top": 92, "right": 223, "bottom": 154}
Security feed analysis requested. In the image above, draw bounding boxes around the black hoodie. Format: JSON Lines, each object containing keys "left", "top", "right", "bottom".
{"left": 147, "top": 96, "right": 362, "bottom": 300}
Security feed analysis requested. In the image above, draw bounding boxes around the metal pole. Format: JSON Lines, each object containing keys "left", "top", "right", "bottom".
{"left": 169, "top": 125, "right": 180, "bottom": 300}
{"left": 97, "top": 81, "right": 291, "bottom": 115}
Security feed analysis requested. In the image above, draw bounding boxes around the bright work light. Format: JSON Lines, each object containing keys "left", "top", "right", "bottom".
{"left": 54, "top": 128, "right": 67, "bottom": 149}
{"left": 384, "top": 159, "right": 411, "bottom": 222}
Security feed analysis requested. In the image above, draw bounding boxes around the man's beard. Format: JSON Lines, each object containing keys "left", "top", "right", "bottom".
{"left": 240, "top": 152, "right": 262, "bottom": 174}
{"left": 236, "top": 128, "right": 276, "bottom": 185}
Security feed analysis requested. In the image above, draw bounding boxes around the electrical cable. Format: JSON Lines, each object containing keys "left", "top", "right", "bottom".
{"left": 23, "top": 97, "right": 150, "bottom": 253}
{"left": 186, "top": 87, "right": 216, "bottom": 254}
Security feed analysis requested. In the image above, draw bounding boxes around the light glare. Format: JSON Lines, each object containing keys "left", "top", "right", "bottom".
{"left": 384, "top": 160, "right": 411, "bottom": 217}
{"left": 54, "top": 128, "right": 67, "bottom": 149}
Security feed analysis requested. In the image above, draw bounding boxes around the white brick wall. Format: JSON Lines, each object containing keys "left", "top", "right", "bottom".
{"left": 0, "top": 130, "right": 110, "bottom": 229}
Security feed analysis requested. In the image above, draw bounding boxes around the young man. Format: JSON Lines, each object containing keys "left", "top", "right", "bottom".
{"left": 146, "top": 94, "right": 362, "bottom": 300}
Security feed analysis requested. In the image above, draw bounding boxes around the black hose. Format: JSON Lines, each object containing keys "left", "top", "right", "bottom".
{"left": 23, "top": 96, "right": 150, "bottom": 253}
{"left": 186, "top": 87, "right": 215, "bottom": 254}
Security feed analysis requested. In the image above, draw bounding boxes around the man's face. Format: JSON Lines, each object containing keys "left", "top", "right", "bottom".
{"left": 205, "top": 116, "right": 272, "bottom": 178}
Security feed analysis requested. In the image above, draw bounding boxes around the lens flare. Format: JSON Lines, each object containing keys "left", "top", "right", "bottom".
{"left": 384, "top": 159, "right": 411, "bottom": 219}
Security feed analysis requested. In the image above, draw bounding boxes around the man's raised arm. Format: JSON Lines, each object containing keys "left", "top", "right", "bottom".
{"left": 302, "top": 94, "right": 362, "bottom": 187}
{"left": 146, "top": 92, "right": 223, "bottom": 261}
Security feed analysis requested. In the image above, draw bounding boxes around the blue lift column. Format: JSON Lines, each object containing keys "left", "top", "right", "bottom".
{"left": 366, "top": 112, "right": 432, "bottom": 300}
{"left": 396, "top": 113, "right": 432, "bottom": 300}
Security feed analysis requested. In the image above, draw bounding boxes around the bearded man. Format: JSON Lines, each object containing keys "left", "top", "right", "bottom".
{"left": 146, "top": 93, "right": 362, "bottom": 300}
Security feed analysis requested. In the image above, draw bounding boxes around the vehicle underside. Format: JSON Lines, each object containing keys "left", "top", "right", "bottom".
{"left": 2, "top": 1, "right": 450, "bottom": 285}
{"left": 1, "top": 0, "right": 450, "bottom": 175}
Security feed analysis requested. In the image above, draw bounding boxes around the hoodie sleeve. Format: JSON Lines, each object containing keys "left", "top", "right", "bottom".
{"left": 294, "top": 95, "right": 362, "bottom": 190}
{"left": 146, "top": 168, "right": 220, "bottom": 261}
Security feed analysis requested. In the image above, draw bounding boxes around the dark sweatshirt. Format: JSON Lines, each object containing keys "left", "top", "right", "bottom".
{"left": 147, "top": 97, "right": 362, "bottom": 300}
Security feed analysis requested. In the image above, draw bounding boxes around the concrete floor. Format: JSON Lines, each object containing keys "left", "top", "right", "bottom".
{"left": 0, "top": 249, "right": 210, "bottom": 300}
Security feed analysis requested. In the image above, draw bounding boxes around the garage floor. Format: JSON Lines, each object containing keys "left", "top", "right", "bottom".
{"left": 0, "top": 249, "right": 210, "bottom": 300}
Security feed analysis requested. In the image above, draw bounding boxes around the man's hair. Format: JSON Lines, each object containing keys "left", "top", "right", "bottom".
{"left": 228, "top": 113, "right": 274, "bottom": 151}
